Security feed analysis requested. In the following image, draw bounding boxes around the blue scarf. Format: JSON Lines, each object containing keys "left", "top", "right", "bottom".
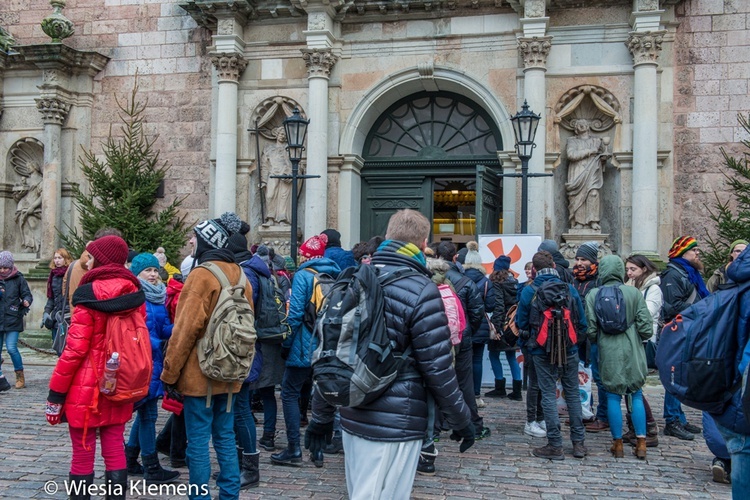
{"left": 140, "top": 279, "right": 167, "bottom": 305}
{"left": 671, "top": 257, "right": 710, "bottom": 299}
{"left": 377, "top": 239, "right": 427, "bottom": 266}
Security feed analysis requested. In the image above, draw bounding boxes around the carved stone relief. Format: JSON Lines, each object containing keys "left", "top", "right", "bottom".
{"left": 302, "top": 48, "right": 337, "bottom": 78}
{"left": 9, "top": 138, "right": 44, "bottom": 253}
{"left": 523, "top": 0, "right": 545, "bottom": 18}
{"left": 517, "top": 36, "right": 552, "bottom": 69}
{"left": 626, "top": 31, "right": 665, "bottom": 66}
{"left": 210, "top": 53, "right": 248, "bottom": 82}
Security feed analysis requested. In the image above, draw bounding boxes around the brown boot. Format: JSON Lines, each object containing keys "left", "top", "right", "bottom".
{"left": 634, "top": 437, "right": 647, "bottom": 460}
{"left": 14, "top": 370, "right": 25, "bottom": 389}
{"left": 645, "top": 421, "right": 659, "bottom": 447}
{"left": 610, "top": 438, "right": 624, "bottom": 458}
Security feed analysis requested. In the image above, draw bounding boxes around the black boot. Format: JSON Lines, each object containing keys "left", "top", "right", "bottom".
{"left": 416, "top": 443, "right": 438, "bottom": 475}
{"left": 271, "top": 443, "right": 303, "bottom": 466}
{"left": 507, "top": 380, "right": 523, "bottom": 401}
{"left": 323, "top": 432, "right": 343, "bottom": 454}
{"left": 484, "top": 379, "right": 506, "bottom": 398}
{"left": 104, "top": 469, "right": 127, "bottom": 500}
{"left": 240, "top": 451, "right": 260, "bottom": 489}
{"left": 143, "top": 453, "right": 180, "bottom": 484}
{"left": 68, "top": 473, "right": 94, "bottom": 500}
{"left": 125, "top": 444, "right": 144, "bottom": 476}
{"left": 258, "top": 431, "right": 276, "bottom": 451}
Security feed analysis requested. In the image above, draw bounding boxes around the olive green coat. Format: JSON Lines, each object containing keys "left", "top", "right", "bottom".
{"left": 586, "top": 256, "right": 653, "bottom": 395}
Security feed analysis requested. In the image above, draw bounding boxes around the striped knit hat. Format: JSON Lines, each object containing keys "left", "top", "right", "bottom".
{"left": 668, "top": 236, "right": 698, "bottom": 259}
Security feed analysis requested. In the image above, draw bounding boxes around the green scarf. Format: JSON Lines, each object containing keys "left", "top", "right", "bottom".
{"left": 377, "top": 239, "right": 427, "bottom": 266}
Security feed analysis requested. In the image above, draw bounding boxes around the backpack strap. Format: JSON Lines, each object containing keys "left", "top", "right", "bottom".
{"left": 453, "top": 276, "right": 471, "bottom": 295}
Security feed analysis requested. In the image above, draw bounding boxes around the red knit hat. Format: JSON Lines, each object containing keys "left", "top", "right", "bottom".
{"left": 668, "top": 236, "right": 698, "bottom": 259}
{"left": 299, "top": 234, "right": 328, "bottom": 260}
{"left": 86, "top": 235, "right": 129, "bottom": 266}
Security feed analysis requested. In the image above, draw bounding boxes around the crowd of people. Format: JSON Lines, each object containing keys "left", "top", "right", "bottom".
{"left": 0, "top": 209, "right": 745, "bottom": 499}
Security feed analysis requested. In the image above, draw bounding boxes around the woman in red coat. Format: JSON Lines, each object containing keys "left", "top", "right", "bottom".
{"left": 46, "top": 236, "right": 145, "bottom": 500}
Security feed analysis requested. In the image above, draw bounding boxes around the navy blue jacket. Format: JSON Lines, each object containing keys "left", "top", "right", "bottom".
{"left": 0, "top": 273, "right": 33, "bottom": 332}
{"left": 240, "top": 255, "right": 272, "bottom": 308}
{"left": 145, "top": 299, "right": 173, "bottom": 399}
{"left": 515, "top": 272, "right": 587, "bottom": 356}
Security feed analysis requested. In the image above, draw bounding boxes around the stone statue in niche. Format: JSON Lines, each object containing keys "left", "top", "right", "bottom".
{"left": 10, "top": 141, "right": 44, "bottom": 253}
{"left": 565, "top": 119, "right": 611, "bottom": 231}
{"left": 260, "top": 127, "right": 297, "bottom": 227}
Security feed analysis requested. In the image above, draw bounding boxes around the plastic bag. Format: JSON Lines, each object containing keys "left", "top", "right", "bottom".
{"left": 556, "top": 361, "right": 593, "bottom": 420}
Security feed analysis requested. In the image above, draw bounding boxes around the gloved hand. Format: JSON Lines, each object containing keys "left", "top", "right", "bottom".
{"left": 163, "top": 382, "right": 183, "bottom": 403}
{"left": 280, "top": 345, "right": 290, "bottom": 360}
{"left": 46, "top": 401, "right": 63, "bottom": 425}
{"left": 304, "top": 420, "right": 333, "bottom": 457}
{"left": 42, "top": 312, "right": 54, "bottom": 330}
{"left": 450, "top": 423, "right": 476, "bottom": 453}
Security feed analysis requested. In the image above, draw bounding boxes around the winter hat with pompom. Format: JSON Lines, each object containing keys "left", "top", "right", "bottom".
{"left": 193, "top": 212, "right": 242, "bottom": 257}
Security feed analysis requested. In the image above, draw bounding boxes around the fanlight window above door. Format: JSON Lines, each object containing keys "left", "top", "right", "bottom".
{"left": 364, "top": 92, "right": 501, "bottom": 160}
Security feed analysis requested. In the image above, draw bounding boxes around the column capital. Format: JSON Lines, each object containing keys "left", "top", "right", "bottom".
{"left": 210, "top": 52, "right": 248, "bottom": 82}
{"left": 36, "top": 96, "right": 70, "bottom": 125}
{"left": 302, "top": 48, "right": 337, "bottom": 78}
{"left": 626, "top": 30, "right": 665, "bottom": 67}
{"left": 517, "top": 36, "right": 552, "bottom": 70}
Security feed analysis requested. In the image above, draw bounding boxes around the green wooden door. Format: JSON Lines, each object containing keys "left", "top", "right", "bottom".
{"left": 360, "top": 175, "right": 433, "bottom": 240}
{"left": 475, "top": 165, "right": 501, "bottom": 235}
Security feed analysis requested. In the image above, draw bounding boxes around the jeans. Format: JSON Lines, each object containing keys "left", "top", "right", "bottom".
{"left": 281, "top": 366, "right": 312, "bottom": 446}
{"left": 607, "top": 391, "right": 645, "bottom": 440}
{"left": 488, "top": 348, "right": 521, "bottom": 382}
{"left": 234, "top": 382, "right": 257, "bottom": 453}
{"left": 0, "top": 331, "right": 22, "bottom": 372}
{"left": 472, "top": 343, "right": 485, "bottom": 395}
{"left": 534, "top": 351, "right": 586, "bottom": 447}
{"left": 663, "top": 391, "right": 687, "bottom": 425}
{"left": 715, "top": 422, "right": 750, "bottom": 498}
{"left": 455, "top": 344, "right": 483, "bottom": 429}
{"left": 522, "top": 347, "right": 543, "bottom": 423}
{"left": 703, "top": 412, "right": 730, "bottom": 460}
{"left": 183, "top": 394, "right": 239, "bottom": 500}
{"left": 258, "top": 386, "right": 278, "bottom": 435}
{"left": 127, "top": 398, "right": 159, "bottom": 455}
{"left": 590, "top": 343, "right": 608, "bottom": 422}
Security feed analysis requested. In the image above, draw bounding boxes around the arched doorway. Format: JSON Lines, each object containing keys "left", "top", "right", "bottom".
{"left": 360, "top": 91, "right": 503, "bottom": 243}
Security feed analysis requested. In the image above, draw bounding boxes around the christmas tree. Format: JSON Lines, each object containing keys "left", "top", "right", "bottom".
{"left": 62, "top": 82, "right": 190, "bottom": 261}
{"left": 702, "top": 113, "right": 750, "bottom": 276}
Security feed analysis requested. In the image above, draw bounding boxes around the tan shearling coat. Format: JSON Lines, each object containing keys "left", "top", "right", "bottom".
{"left": 161, "top": 260, "right": 254, "bottom": 397}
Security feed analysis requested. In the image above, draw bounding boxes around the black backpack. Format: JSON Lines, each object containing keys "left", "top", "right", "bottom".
{"left": 525, "top": 280, "right": 578, "bottom": 366}
{"left": 593, "top": 285, "right": 631, "bottom": 335}
{"left": 254, "top": 274, "right": 290, "bottom": 344}
{"left": 311, "top": 264, "right": 420, "bottom": 408}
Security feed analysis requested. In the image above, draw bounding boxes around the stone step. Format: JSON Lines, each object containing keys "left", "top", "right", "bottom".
{"left": 20, "top": 329, "right": 54, "bottom": 349}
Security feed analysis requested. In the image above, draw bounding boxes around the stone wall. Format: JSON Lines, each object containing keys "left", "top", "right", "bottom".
{"left": 673, "top": 0, "right": 750, "bottom": 242}
{"left": 2, "top": 0, "right": 214, "bottom": 241}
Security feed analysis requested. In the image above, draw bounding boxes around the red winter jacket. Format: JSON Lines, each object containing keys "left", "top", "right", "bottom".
{"left": 165, "top": 277, "right": 184, "bottom": 323}
{"left": 49, "top": 275, "right": 145, "bottom": 429}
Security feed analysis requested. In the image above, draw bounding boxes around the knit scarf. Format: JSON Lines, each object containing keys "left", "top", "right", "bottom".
{"left": 573, "top": 263, "right": 598, "bottom": 281}
{"left": 140, "top": 279, "right": 167, "bottom": 304}
{"left": 0, "top": 266, "right": 19, "bottom": 280}
{"left": 47, "top": 265, "right": 69, "bottom": 298}
{"left": 670, "top": 257, "right": 710, "bottom": 299}
{"left": 377, "top": 239, "right": 427, "bottom": 266}
{"left": 79, "top": 264, "right": 141, "bottom": 288}
{"left": 196, "top": 248, "right": 236, "bottom": 265}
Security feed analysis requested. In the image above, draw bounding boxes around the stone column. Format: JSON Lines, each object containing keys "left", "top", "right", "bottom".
{"left": 36, "top": 95, "right": 70, "bottom": 260}
{"left": 497, "top": 151, "right": 520, "bottom": 233}
{"left": 302, "top": 48, "right": 337, "bottom": 237}
{"left": 517, "top": 36, "right": 552, "bottom": 235}
{"left": 210, "top": 53, "right": 247, "bottom": 216}
{"left": 627, "top": 31, "right": 664, "bottom": 254}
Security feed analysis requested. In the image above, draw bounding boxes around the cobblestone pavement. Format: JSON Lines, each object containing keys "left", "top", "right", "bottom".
{"left": 0, "top": 346, "right": 731, "bottom": 499}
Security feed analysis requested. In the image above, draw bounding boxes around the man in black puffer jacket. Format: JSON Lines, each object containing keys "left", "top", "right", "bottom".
{"left": 306, "top": 209, "right": 474, "bottom": 499}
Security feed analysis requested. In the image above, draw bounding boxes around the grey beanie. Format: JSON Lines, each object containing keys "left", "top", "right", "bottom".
{"left": 539, "top": 239, "right": 558, "bottom": 254}
{"left": 576, "top": 241, "right": 599, "bottom": 264}
{"left": 255, "top": 245, "right": 271, "bottom": 264}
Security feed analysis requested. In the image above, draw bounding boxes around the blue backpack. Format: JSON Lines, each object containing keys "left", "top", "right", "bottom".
{"left": 656, "top": 281, "right": 750, "bottom": 414}
{"left": 593, "top": 285, "right": 631, "bottom": 335}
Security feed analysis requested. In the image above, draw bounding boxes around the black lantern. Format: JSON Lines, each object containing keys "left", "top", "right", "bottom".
{"left": 283, "top": 107, "right": 309, "bottom": 163}
{"left": 510, "top": 100, "right": 541, "bottom": 233}
{"left": 281, "top": 107, "right": 310, "bottom": 265}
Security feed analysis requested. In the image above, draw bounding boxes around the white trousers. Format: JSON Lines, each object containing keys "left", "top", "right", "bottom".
{"left": 342, "top": 430, "right": 421, "bottom": 500}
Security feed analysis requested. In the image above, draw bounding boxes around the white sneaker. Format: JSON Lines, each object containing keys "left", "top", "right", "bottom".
{"left": 476, "top": 397, "right": 486, "bottom": 408}
{"left": 524, "top": 421, "right": 547, "bottom": 438}
{"left": 538, "top": 420, "right": 547, "bottom": 431}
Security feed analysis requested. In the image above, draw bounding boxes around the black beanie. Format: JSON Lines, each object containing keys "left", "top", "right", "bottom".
{"left": 194, "top": 212, "right": 242, "bottom": 257}
{"left": 321, "top": 229, "right": 342, "bottom": 248}
{"left": 575, "top": 241, "right": 599, "bottom": 264}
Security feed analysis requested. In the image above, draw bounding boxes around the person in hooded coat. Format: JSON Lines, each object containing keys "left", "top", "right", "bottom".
{"left": 586, "top": 255, "right": 653, "bottom": 460}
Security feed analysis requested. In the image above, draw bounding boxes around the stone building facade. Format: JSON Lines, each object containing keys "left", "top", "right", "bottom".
{"left": 0, "top": 0, "right": 748, "bottom": 271}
